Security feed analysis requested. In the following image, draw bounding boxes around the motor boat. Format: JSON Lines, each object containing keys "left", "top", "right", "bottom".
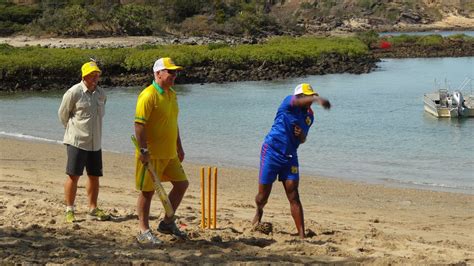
{"left": 424, "top": 78, "right": 474, "bottom": 118}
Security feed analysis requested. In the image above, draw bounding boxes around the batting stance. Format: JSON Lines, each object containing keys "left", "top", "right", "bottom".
{"left": 252, "top": 83, "right": 331, "bottom": 239}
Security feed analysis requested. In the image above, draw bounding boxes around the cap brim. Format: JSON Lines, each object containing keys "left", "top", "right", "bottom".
{"left": 166, "top": 65, "right": 183, "bottom": 70}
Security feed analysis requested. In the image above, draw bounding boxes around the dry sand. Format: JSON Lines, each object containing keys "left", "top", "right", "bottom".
{"left": 0, "top": 35, "right": 160, "bottom": 48}
{"left": 0, "top": 137, "right": 473, "bottom": 264}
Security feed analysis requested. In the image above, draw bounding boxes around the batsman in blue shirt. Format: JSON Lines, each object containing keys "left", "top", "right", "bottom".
{"left": 253, "top": 83, "right": 331, "bottom": 239}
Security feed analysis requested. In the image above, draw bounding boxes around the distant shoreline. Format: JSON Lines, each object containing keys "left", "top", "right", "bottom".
{"left": 1, "top": 26, "right": 473, "bottom": 49}
{"left": 1, "top": 31, "right": 473, "bottom": 92}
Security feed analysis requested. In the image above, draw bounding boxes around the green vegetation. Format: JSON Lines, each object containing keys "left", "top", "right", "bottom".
{"left": 2, "top": 0, "right": 282, "bottom": 37}
{"left": 416, "top": 35, "right": 443, "bottom": 46}
{"left": 355, "top": 31, "right": 474, "bottom": 49}
{"left": 0, "top": 1, "right": 471, "bottom": 37}
{"left": 0, "top": 44, "right": 129, "bottom": 77}
{"left": 383, "top": 34, "right": 418, "bottom": 45}
{"left": 0, "top": 36, "right": 369, "bottom": 77}
{"left": 355, "top": 30, "right": 379, "bottom": 47}
{"left": 2, "top": 31, "right": 472, "bottom": 83}
{"left": 448, "top": 34, "right": 474, "bottom": 41}
{"left": 0, "top": 0, "right": 41, "bottom": 36}
{"left": 31, "top": 5, "right": 89, "bottom": 36}
{"left": 384, "top": 34, "right": 444, "bottom": 46}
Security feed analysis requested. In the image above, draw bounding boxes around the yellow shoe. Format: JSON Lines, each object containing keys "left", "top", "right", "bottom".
{"left": 88, "top": 208, "right": 111, "bottom": 221}
{"left": 65, "top": 210, "right": 76, "bottom": 223}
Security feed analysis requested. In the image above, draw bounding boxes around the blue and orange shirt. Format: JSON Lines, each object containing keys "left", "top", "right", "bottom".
{"left": 264, "top": 95, "right": 314, "bottom": 156}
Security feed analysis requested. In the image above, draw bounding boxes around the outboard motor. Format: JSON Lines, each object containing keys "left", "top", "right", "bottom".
{"left": 452, "top": 91, "right": 465, "bottom": 116}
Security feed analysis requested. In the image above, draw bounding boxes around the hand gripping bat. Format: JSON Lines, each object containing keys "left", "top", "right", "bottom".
{"left": 131, "top": 135, "right": 174, "bottom": 218}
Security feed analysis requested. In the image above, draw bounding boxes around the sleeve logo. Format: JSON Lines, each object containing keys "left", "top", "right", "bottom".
{"left": 291, "top": 166, "right": 298, "bottom": 174}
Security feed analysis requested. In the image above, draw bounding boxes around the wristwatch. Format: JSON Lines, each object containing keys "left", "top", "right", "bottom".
{"left": 140, "top": 148, "right": 149, "bottom": 155}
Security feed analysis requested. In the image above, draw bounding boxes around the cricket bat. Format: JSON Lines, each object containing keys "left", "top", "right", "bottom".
{"left": 131, "top": 135, "right": 175, "bottom": 218}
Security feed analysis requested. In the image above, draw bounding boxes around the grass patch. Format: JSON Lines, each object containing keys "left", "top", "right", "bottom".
{"left": 0, "top": 36, "right": 369, "bottom": 77}
{"left": 383, "top": 34, "right": 451, "bottom": 47}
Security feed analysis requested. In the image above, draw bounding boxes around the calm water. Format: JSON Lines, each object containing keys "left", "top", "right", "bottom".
{"left": 1, "top": 58, "right": 473, "bottom": 194}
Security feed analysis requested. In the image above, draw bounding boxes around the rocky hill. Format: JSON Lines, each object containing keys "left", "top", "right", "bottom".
{"left": 270, "top": 0, "right": 474, "bottom": 33}
{"left": 1, "top": 0, "right": 473, "bottom": 38}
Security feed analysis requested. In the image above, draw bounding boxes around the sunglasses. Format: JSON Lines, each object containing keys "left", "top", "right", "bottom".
{"left": 163, "top": 69, "right": 178, "bottom": 75}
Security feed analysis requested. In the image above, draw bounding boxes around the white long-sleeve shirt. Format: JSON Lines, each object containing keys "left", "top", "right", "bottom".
{"left": 58, "top": 81, "right": 106, "bottom": 151}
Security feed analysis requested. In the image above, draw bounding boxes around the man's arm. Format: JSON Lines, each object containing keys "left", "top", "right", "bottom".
{"left": 134, "top": 122, "right": 149, "bottom": 164}
{"left": 58, "top": 91, "right": 74, "bottom": 128}
{"left": 292, "top": 95, "right": 331, "bottom": 110}
{"left": 177, "top": 127, "right": 185, "bottom": 162}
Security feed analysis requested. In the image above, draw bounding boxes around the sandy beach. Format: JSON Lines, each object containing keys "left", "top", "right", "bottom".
{"left": 0, "top": 137, "right": 473, "bottom": 264}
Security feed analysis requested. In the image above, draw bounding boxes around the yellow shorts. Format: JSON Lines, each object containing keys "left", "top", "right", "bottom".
{"left": 135, "top": 157, "right": 187, "bottom": 192}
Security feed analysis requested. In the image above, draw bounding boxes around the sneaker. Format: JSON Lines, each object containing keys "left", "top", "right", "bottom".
{"left": 65, "top": 210, "right": 76, "bottom": 223}
{"left": 157, "top": 220, "right": 187, "bottom": 238}
{"left": 88, "top": 208, "right": 111, "bottom": 221}
{"left": 136, "top": 229, "right": 162, "bottom": 245}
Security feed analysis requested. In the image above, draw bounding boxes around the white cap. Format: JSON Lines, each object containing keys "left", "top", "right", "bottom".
{"left": 153, "top": 57, "right": 183, "bottom": 72}
{"left": 294, "top": 83, "right": 318, "bottom": 96}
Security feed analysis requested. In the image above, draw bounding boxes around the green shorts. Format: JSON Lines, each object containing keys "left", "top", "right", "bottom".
{"left": 135, "top": 156, "right": 187, "bottom": 192}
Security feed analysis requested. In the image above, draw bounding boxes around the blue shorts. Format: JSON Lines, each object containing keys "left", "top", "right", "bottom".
{"left": 259, "top": 143, "right": 299, "bottom": 185}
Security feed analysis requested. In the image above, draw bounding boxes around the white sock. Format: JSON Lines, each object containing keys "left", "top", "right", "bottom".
{"left": 66, "top": 206, "right": 74, "bottom": 212}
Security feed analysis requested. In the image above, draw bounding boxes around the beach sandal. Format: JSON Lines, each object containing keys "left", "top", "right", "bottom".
{"left": 87, "top": 208, "right": 111, "bottom": 221}
{"left": 136, "top": 229, "right": 162, "bottom": 245}
{"left": 157, "top": 220, "right": 187, "bottom": 238}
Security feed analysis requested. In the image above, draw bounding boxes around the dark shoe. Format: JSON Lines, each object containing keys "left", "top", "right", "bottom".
{"left": 157, "top": 220, "right": 187, "bottom": 238}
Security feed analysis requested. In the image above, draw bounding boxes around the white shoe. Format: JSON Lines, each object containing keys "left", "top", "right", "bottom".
{"left": 136, "top": 229, "right": 162, "bottom": 245}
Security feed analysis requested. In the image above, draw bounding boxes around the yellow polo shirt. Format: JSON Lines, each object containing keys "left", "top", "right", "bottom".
{"left": 135, "top": 81, "right": 179, "bottom": 159}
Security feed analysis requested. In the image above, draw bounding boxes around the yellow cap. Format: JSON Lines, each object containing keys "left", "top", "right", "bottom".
{"left": 153, "top": 57, "right": 183, "bottom": 72}
{"left": 294, "top": 83, "right": 318, "bottom": 96}
{"left": 81, "top": 61, "right": 101, "bottom": 78}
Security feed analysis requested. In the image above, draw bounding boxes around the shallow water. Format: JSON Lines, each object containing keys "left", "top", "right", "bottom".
{"left": 1, "top": 57, "right": 473, "bottom": 194}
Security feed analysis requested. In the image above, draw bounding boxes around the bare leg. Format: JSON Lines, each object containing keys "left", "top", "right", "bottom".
{"left": 86, "top": 175, "right": 99, "bottom": 209}
{"left": 64, "top": 175, "right": 80, "bottom": 207}
{"left": 163, "top": 180, "right": 189, "bottom": 223}
{"left": 137, "top": 191, "right": 154, "bottom": 232}
{"left": 282, "top": 179, "right": 305, "bottom": 239}
{"left": 252, "top": 183, "right": 273, "bottom": 225}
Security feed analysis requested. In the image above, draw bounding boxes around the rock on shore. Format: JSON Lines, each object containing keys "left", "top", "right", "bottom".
{"left": 106, "top": 53, "right": 378, "bottom": 89}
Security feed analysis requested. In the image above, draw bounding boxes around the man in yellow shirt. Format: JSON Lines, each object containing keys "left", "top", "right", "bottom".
{"left": 134, "top": 57, "right": 188, "bottom": 244}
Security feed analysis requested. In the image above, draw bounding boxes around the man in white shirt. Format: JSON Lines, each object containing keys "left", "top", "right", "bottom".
{"left": 58, "top": 61, "right": 110, "bottom": 223}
